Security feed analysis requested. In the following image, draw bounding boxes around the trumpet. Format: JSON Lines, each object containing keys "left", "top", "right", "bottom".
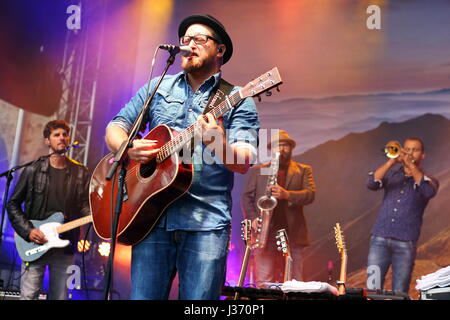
{"left": 384, "top": 140, "right": 403, "bottom": 159}
{"left": 384, "top": 140, "right": 416, "bottom": 165}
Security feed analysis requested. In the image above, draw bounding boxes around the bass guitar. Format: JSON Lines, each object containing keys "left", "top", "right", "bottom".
{"left": 14, "top": 212, "right": 92, "bottom": 262}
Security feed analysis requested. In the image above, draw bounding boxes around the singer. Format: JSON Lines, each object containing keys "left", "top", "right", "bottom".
{"left": 105, "top": 14, "right": 259, "bottom": 300}
{"left": 6, "top": 120, "right": 91, "bottom": 300}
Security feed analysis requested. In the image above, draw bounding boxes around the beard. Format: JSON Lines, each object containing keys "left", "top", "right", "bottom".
{"left": 182, "top": 55, "right": 215, "bottom": 74}
{"left": 279, "top": 151, "right": 291, "bottom": 167}
{"left": 182, "top": 59, "right": 202, "bottom": 73}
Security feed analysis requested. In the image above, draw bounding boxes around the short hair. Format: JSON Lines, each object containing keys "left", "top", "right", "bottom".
{"left": 404, "top": 137, "right": 425, "bottom": 152}
{"left": 43, "top": 120, "right": 71, "bottom": 139}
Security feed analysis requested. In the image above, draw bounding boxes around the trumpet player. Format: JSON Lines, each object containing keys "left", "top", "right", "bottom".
{"left": 241, "top": 130, "right": 316, "bottom": 286}
{"left": 366, "top": 137, "right": 439, "bottom": 295}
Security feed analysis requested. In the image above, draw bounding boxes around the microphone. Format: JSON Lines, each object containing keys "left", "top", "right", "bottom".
{"left": 56, "top": 141, "right": 79, "bottom": 154}
{"left": 158, "top": 44, "right": 192, "bottom": 57}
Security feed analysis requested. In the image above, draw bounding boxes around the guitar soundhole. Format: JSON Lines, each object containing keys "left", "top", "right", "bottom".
{"left": 139, "top": 158, "right": 157, "bottom": 178}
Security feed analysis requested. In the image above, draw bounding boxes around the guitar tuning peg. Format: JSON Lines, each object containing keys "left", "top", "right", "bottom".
{"left": 257, "top": 95, "right": 262, "bottom": 102}
{"left": 265, "top": 90, "right": 272, "bottom": 97}
{"left": 276, "top": 86, "right": 280, "bottom": 92}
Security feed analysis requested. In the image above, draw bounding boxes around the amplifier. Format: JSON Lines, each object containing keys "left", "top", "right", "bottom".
{"left": 0, "top": 289, "right": 47, "bottom": 300}
{"left": 420, "top": 287, "right": 450, "bottom": 300}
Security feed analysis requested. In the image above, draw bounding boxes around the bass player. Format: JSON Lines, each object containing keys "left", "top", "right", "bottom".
{"left": 7, "top": 120, "right": 91, "bottom": 300}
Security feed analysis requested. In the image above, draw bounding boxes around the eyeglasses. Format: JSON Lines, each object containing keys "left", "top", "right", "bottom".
{"left": 179, "top": 34, "right": 220, "bottom": 46}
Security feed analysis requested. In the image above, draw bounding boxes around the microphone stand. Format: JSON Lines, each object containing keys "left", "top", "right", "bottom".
{"left": 0, "top": 146, "right": 74, "bottom": 249}
{"left": 101, "top": 48, "right": 177, "bottom": 300}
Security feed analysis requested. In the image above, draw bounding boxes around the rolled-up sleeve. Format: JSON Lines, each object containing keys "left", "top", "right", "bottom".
{"left": 108, "top": 80, "right": 157, "bottom": 131}
{"left": 367, "top": 171, "right": 383, "bottom": 191}
{"left": 226, "top": 93, "right": 260, "bottom": 160}
{"left": 415, "top": 175, "right": 439, "bottom": 200}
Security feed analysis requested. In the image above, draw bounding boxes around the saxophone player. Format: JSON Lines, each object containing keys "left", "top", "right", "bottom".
{"left": 241, "top": 130, "right": 316, "bottom": 286}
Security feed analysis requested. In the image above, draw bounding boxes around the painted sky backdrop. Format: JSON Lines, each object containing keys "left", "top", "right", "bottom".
{"left": 132, "top": 0, "right": 450, "bottom": 100}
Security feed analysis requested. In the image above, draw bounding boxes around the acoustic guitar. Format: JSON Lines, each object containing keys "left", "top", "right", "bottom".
{"left": 89, "top": 68, "right": 283, "bottom": 245}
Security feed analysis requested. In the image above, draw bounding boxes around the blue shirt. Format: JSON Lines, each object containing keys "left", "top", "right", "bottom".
{"left": 109, "top": 71, "right": 260, "bottom": 231}
{"left": 367, "top": 165, "right": 439, "bottom": 241}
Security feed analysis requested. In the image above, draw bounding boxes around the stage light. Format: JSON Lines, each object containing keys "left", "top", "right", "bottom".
{"left": 77, "top": 240, "right": 91, "bottom": 253}
{"left": 98, "top": 241, "right": 111, "bottom": 257}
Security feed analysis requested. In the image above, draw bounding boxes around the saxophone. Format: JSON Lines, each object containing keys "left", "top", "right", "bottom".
{"left": 254, "top": 151, "right": 280, "bottom": 249}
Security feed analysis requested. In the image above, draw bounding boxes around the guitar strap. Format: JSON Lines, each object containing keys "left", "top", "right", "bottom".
{"left": 189, "top": 78, "right": 234, "bottom": 155}
{"left": 204, "top": 78, "right": 234, "bottom": 114}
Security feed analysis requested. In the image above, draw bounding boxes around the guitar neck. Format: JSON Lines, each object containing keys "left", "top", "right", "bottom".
{"left": 157, "top": 91, "right": 242, "bottom": 163}
{"left": 283, "top": 255, "right": 293, "bottom": 282}
{"left": 234, "top": 244, "right": 252, "bottom": 300}
{"left": 237, "top": 245, "right": 252, "bottom": 287}
{"left": 338, "top": 252, "right": 347, "bottom": 294}
{"left": 56, "top": 215, "right": 93, "bottom": 234}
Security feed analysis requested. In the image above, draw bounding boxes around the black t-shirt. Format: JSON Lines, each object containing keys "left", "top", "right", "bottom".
{"left": 46, "top": 166, "right": 66, "bottom": 214}
{"left": 47, "top": 165, "right": 79, "bottom": 253}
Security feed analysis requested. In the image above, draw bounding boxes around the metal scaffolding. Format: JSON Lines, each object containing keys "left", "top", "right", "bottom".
{"left": 55, "top": 2, "right": 106, "bottom": 165}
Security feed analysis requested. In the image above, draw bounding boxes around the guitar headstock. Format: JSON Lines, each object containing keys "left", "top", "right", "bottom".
{"left": 239, "top": 67, "right": 283, "bottom": 101}
{"left": 276, "top": 229, "right": 291, "bottom": 257}
{"left": 334, "top": 223, "right": 347, "bottom": 255}
{"left": 241, "top": 219, "right": 252, "bottom": 246}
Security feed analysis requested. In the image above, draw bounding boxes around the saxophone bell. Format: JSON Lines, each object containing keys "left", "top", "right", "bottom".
{"left": 256, "top": 195, "right": 278, "bottom": 211}
{"left": 253, "top": 152, "right": 280, "bottom": 249}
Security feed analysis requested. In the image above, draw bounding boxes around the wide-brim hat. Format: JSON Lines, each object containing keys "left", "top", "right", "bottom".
{"left": 178, "top": 14, "right": 233, "bottom": 65}
{"left": 267, "top": 130, "right": 296, "bottom": 149}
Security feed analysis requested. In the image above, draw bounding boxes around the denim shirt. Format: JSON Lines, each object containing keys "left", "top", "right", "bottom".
{"left": 109, "top": 71, "right": 260, "bottom": 231}
{"left": 367, "top": 165, "right": 439, "bottom": 241}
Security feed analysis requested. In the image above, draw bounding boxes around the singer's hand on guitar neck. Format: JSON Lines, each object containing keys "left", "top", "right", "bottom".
{"left": 197, "top": 113, "right": 225, "bottom": 147}
{"left": 197, "top": 113, "right": 253, "bottom": 174}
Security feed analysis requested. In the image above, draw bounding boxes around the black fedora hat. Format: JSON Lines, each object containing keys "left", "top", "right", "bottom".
{"left": 178, "top": 14, "right": 233, "bottom": 65}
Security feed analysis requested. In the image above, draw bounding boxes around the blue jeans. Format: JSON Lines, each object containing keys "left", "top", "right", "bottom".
{"left": 130, "top": 227, "right": 230, "bottom": 300}
{"left": 366, "top": 235, "right": 417, "bottom": 294}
